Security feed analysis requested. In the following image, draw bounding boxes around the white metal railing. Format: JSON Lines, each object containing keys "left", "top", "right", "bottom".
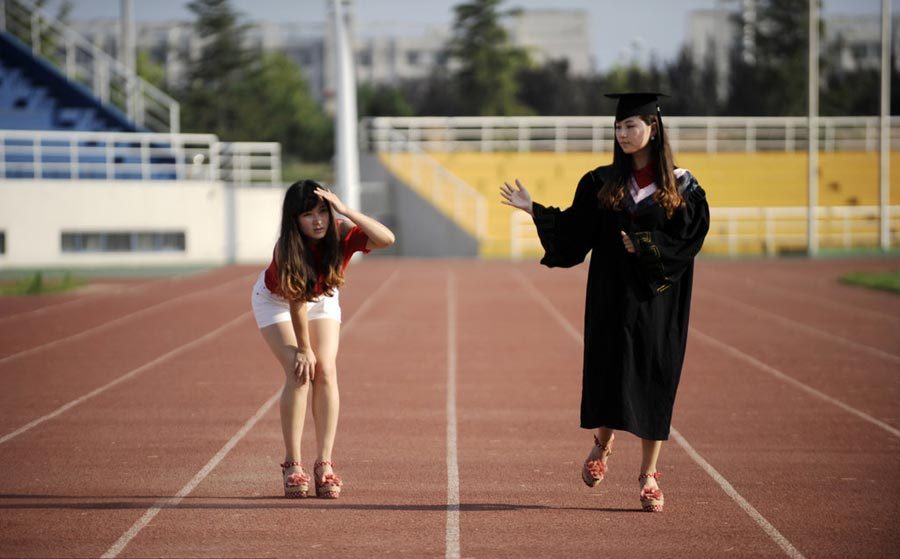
{"left": 382, "top": 129, "right": 487, "bottom": 239}
{"left": 509, "top": 206, "right": 899, "bottom": 259}
{"left": 705, "top": 205, "right": 900, "bottom": 256}
{"left": 0, "top": 129, "right": 281, "bottom": 186}
{"left": 219, "top": 142, "right": 282, "bottom": 187}
{"left": 0, "top": 0, "right": 180, "bottom": 133}
{"left": 367, "top": 116, "right": 900, "bottom": 154}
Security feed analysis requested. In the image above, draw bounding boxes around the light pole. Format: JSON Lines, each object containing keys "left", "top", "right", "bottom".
{"left": 330, "top": 0, "right": 360, "bottom": 211}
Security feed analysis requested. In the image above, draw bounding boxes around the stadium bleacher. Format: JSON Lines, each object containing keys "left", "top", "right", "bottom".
{"left": 378, "top": 147, "right": 900, "bottom": 258}
{"left": 0, "top": 32, "right": 137, "bottom": 133}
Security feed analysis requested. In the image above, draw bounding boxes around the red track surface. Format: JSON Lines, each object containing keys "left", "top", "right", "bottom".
{"left": 0, "top": 258, "right": 898, "bottom": 558}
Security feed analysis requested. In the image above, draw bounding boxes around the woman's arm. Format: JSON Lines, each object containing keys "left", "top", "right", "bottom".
{"left": 289, "top": 299, "right": 317, "bottom": 383}
{"left": 499, "top": 179, "right": 534, "bottom": 216}
{"left": 502, "top": 173, "right": 598, "bottom": 268}
{"left": 314, "top": 187, "right": 395, "bottom": 249}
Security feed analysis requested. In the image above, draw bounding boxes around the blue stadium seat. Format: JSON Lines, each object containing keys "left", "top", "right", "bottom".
{"left": 0, "top": 32, "right": 138, "bottom": 133}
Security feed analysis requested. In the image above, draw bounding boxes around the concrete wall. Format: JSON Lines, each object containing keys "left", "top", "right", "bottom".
{"left": 360, "top": 154, "right": 477, "bottom": 257}
{"left": 0, "top": 179, "right": 286, "bottom": 269}
{"left": 0, "top": 160, "right": 479, "bottom": 269}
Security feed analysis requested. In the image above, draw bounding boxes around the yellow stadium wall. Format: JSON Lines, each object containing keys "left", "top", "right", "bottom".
{"left": 380, "top": 151, "right": 900, "bottom": 257}
{"left": 431, "top": 151, "right": 900, "bottom": 207}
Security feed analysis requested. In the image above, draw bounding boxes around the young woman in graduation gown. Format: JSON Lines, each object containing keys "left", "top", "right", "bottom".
{"left": 500, "top": 93, "right": 710, "bottom": 512}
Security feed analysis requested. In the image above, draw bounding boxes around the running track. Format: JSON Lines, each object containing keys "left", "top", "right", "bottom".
{"left": 0, "top": 258, "right": 897, "bottom": 558}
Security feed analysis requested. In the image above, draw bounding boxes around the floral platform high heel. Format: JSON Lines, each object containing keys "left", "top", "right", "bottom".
{"left": 280, "top": 461, "right": 310, "bottom": 498}
{"left": 582, "top": 433, "right": 614, "bottom": 487}
{"left": 313, "top": 460, "right": 343, "bottom": 499}
{"left": 638, "top": 472, "right": 664, "bottom": 512}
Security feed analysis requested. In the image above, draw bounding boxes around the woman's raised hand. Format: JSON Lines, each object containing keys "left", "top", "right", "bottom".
{"left": 315, "top": 187, "right": 348, "bottom": 216}
{"left": 293, "top": 347, "right": 317, "bottom": 385}
{"left": 500, "top": 179, "right": 534, "bottom": 216}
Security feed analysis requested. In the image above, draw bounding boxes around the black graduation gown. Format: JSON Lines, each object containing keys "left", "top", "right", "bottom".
{"left": 532, "top": 165, "right": 710, "bottom": 440}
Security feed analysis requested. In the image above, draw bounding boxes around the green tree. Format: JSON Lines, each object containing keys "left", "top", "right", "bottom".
{"left": 136, "top": 50, "right": 166, "bottom": 90}
{"left": 447, "top": 0, "right": 531, "bottom": 116}
{"left": 238, "top": 53, "right": 333, "bottom": 161}
{"left": 358, "top": 83, "right": 415, "bottom": 117}
{"left": 177, "top": 0, "right": 332, "bottom": 161}
{"left": 663, "top": 46, "right": 721, "bottom": 116}
{"left": 179, "top": 0, "right": 257, "bottom": 138}
{"left": 820, "top": 35, "right": 880, "bottom": 116}
{"left": 725, "top": 0, "right": 817, "bottom": 116}
{"left": 517, "top": 59, "right": 591, "bottom": 115}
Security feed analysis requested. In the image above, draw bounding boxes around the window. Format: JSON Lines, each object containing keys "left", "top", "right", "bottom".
{"left": 61, "top": 231, "right": 186, "bottom": 253}
{"left": 406, "top": 50, "right": 420, "bottom": 66}
{"left": 0, "top": 231, "right": 5, "bottom": 255}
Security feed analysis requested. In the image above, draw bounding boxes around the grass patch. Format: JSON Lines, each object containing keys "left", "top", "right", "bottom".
{"left": 839, "top": 270, "right": 900, "bottom": 294}
{"left": 282, "top": 158, "right": 333, "bottom": 185}
{"left": 0, "top": 271, "right": 85, "bottom": 296}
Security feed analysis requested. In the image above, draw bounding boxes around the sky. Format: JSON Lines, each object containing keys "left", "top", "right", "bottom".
{"left": 55, "top": 0, "right": 894, "bottom": 72}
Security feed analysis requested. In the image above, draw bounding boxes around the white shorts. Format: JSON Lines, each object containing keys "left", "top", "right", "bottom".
{"left": 250, "top": 270, "right": 341, "bottom": 329}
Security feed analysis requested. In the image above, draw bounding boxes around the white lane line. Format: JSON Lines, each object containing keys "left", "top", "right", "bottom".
{"left": 692, "top": 328, "right": 900, "bottom": 439}
{"left": 715, "top": 271, "right": 900, "bottom": 324}
{"left": 513, "top": 269, "right": 805, "bottom": 559}
{"left": 702, "top": 292, "right": 900, "bottom": 365}
{"left": 102, "top": 390, "right": 281, "bottom": 559}
{"left": 669, "top": 428, "right": 806, "bottom": 559}
{"left": 0, "top": 273, "right": 255, "bottom": 366}
{"left": 0, "top": 293, "right": 104, "bottom": 324}
{"left": 340, "top": 269, "right": 400, "bottom": 337}
{"left": 446, "top": 271, "right": 461, "bottom": 559}
{"left": 102, "top": 264, "right": 400, "bottom": 558}
{"left": 0, "top": 312, "right": 251, "bottom": 445}
{"left": 0, "top": 276, "right": 176, "bottom": 325}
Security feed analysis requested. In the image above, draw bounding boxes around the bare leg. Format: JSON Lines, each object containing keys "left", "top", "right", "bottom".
{"left": 309, "top": 318, "right": 341, "bottom": 480}
{"left": 586, "top": 427, "right": 615, "bottom": 463}
{"left": 640, "top": 438, "right": 663, "bottom": 490}
{"left": 583, "top": 426, "right": 615, "bottom": 486}
{"left": 596, "top": 427, "right": 614, "bottom": 446}
{"left": 260, "top": 321, "right": 310, "bottom": 478}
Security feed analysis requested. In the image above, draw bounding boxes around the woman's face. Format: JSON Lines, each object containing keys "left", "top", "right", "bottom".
{"left": 615, "top": 116, "right": 656, "bottom": 155}
{"left": 297, "top": 199, "right": 330, "bottom": 241}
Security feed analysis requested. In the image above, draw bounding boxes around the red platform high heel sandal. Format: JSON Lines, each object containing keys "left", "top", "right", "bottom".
{"left": 638, "top": 472, "right": 664, "bottom": 512}
{"left": 313, "top": 460, "right": 343, "bottom": 499}
{"left": 582, "top": 433, "right": 614, "bottom": 488}
{"left": 280, "top": 461, "right": 310, "bottom": 499}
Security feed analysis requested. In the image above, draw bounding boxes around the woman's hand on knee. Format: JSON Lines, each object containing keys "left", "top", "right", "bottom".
{"left": 293, "top": 348, "right": 317, "bottom": 384}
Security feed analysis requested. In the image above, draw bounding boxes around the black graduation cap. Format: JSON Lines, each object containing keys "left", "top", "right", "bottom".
{"left": 604, "top": 92, "right": 668, "bottom": 121}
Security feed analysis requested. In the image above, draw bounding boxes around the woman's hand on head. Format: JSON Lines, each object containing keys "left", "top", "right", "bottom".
{"left": 500, "top": 179, "right": 534, "bottom": 216}
{"left": 293, "top": 347, "right": 317, "bottom": 384}
{"left": 314, "top": 187, "right": 349, "bottom": 215}
{"left": 620, "top": 231, "right": 636, "bottom": 254}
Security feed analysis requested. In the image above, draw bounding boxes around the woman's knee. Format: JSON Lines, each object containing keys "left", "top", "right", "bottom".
{"left": 313, "top": 361, "right": 338, "bottom": 385}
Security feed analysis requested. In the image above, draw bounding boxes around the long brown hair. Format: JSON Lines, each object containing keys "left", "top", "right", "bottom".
{"left": 276, "top": 180, "right": 345, "bottom": 302}
{"left": 597, "top": 114, "right": 683, "bottom": 218}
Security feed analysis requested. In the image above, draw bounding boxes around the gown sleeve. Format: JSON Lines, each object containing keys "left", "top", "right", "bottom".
{"left": 531, "top": 171, "right": 599, "bottom": 268}
{"left": 631, "top": 171, "right": 710, "bottom": 295}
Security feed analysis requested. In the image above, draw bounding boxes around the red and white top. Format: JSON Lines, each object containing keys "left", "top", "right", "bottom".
{"left": 629, "top": 166, "right": 688, "bottom": 204}
{"left": 264, "top": 221, "right": 370, "bottom": 299}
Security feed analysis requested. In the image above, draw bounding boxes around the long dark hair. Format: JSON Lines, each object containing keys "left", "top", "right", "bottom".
{"left": 276, "top": 180, "right": 345, "bottom": 302}
{"left": 598, "top": 113, "right": 683, "bottom": 218}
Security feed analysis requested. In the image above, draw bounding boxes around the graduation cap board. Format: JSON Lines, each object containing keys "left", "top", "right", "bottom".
{"left": 605, "top": 92, "right": 668, "bottom": 121}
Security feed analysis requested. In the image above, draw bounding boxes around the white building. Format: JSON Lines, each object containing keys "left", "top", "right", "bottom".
{"left": 686, "top": 0, "right": 900, "bottom": 100}
{"left": 70, "top": 7, "right": 594, "bottom": 103}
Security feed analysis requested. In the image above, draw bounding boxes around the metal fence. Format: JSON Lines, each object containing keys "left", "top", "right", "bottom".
{"left": 0, "top": 0, "right": 180, "bottom": 133}
{"left": 510, "top": 206, "right": 900, "bottom": 259}
{"left": 380, "top": 130, "right": 487, "bottom": 239}
{"left": 366, "top": 115, "right": 900, "bottom": 154}
{"left": 0, "top": 129, "right": 281, "bottom": 186}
